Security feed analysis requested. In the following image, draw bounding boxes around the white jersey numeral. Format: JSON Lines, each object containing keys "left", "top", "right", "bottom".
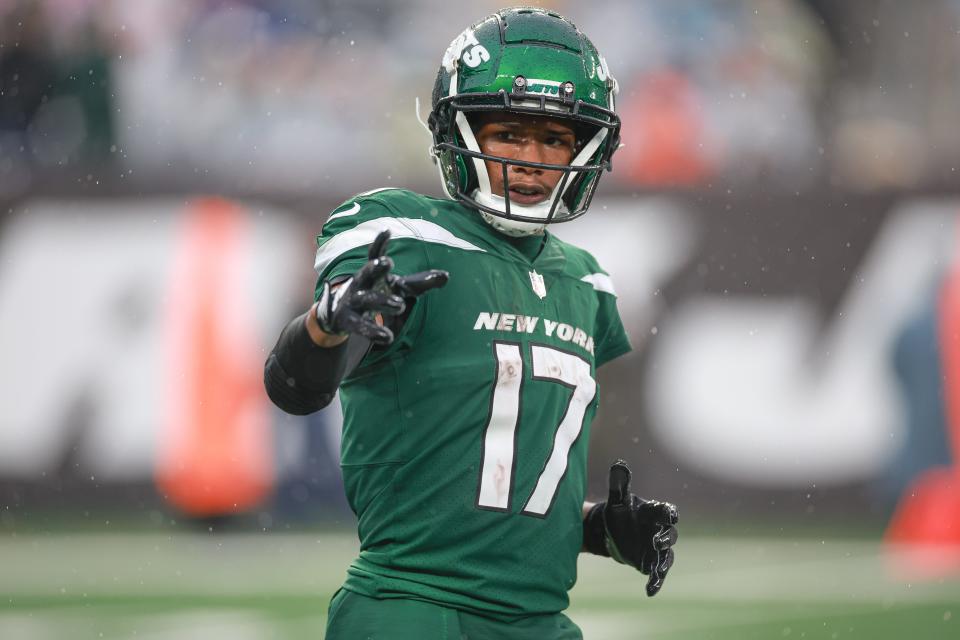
{"left": 476, "top": 343, "right": 524, "bottom": 511}
{"left": 476, "top": 342, "right": 597, "bottom": 516}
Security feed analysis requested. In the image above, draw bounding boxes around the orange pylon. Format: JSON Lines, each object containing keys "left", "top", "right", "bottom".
{"left": 885, "top": 221, "right": 960, "bottom": 575}
{"left": 155, "top": 197, "right": 274, "bottom": 517}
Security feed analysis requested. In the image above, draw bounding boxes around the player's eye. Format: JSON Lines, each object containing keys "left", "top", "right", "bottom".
{"left": 544, "top": 134, "right": 574, "bottom": 149}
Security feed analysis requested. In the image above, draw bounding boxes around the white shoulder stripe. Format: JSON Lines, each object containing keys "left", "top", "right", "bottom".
{"left": 355, "top": 187, "right": 399, "bottom": 197}
{"left": 581, "top": 272, "right": 617, "bottom": 296}
{"left": 315, "top": 217, "right": 485, "bottom": 275}
{"left": 326, "top": 202, "right": 361, "bottom": 222}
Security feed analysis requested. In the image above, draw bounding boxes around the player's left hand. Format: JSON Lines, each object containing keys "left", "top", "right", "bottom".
{"left": 583, "top": 459, "right": 679, "bottom": 597}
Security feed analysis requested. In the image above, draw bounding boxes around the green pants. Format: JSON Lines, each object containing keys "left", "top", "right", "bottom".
{"left": 325, "top": 589, "right": 583, "bottom": 640}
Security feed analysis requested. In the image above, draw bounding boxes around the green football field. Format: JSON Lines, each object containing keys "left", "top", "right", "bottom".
{"left": 1, "top": 531, "right": 957, "bottom": 639}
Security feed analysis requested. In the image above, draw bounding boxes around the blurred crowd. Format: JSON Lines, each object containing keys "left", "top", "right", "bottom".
{"left": 2, "top": 0, "right": 960, "bottom": 196}
{"left": 0, "top": 0, "right": 117, "bottom": 193}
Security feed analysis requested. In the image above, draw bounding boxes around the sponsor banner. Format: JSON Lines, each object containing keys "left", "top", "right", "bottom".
{"left": 1, "top": 194, "right": 956, "bottom": 508}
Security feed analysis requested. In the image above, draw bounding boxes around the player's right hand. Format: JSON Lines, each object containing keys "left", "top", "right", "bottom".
{"left": 315, "top": 230, "right": 449, "bottom": 345}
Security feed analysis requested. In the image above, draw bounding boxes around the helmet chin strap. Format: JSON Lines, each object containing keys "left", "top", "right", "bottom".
{"left": 472, "top": 191, "right": 548, "bottom": 236}
{"left": 480, "top": 212, "right": 545, "bottom": 237}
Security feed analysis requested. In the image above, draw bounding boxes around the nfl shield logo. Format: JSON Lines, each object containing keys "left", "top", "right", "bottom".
{"left": 529, "top": 270, "right": 547, "bottom": 299}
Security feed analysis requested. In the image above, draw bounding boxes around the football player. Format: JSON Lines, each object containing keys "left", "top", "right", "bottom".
{"left": 264, "top": 8, "right": 678, "bottom": 639}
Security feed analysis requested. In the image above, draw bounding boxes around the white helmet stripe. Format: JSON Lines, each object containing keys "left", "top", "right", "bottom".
{"left": 555, "top": 126, "right": 607, "bottom": 203}
{"left": 455, "top": 110, "right": 491, "bottom": 196}
{"left": 447, "top": 68, "right": 458, "bottom": 98}
{"left": 570, "top": 127, "right": 607, "bottom": 169}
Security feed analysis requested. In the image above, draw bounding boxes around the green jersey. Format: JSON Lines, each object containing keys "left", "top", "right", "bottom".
{"left": 314, "top": 188, "right": 631, "bottom": 619}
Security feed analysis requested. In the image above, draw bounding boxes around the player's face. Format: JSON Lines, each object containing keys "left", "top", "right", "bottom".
{"left": 473, "top": 112, "right": 577, "bottom": 206}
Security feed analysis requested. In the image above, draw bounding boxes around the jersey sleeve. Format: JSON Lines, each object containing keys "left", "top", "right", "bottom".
{"left": 313, "top": 195, "right": 429, "bottom": 300}
{"left": 594, "top": 289, "right": 631, "bottom": 367}
{"left": 568, "top": 246, "right": 633, "bottom": 368}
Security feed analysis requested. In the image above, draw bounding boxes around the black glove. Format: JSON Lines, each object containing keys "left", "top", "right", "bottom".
{"left": 316, "top": 230, "right": 449, "bottom": 345}
{"left": 583, "top": 459, "right": 679, "bottom": 597}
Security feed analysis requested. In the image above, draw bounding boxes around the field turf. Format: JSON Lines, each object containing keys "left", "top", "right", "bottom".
{"left": 1, "top": 531, "right": 957, "bottom": 639}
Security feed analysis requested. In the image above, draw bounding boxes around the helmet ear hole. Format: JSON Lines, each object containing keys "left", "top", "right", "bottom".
{"left": 436, "top": 147, "right": 459, "bottom": 197}
{"left": 450, "top": 129, "right": 479, "bottom": 195}
{"left": 454, "top": 152, "right": 473, "bottom": 194}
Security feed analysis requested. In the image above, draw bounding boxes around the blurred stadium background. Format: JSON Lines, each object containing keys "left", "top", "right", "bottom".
{"left": 2, "top": 0, "right": 960, "bottom": 638}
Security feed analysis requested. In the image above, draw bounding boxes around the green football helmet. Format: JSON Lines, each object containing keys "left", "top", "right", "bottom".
{"left": 428, "top": 7, "right": 621, "bottom": 236}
